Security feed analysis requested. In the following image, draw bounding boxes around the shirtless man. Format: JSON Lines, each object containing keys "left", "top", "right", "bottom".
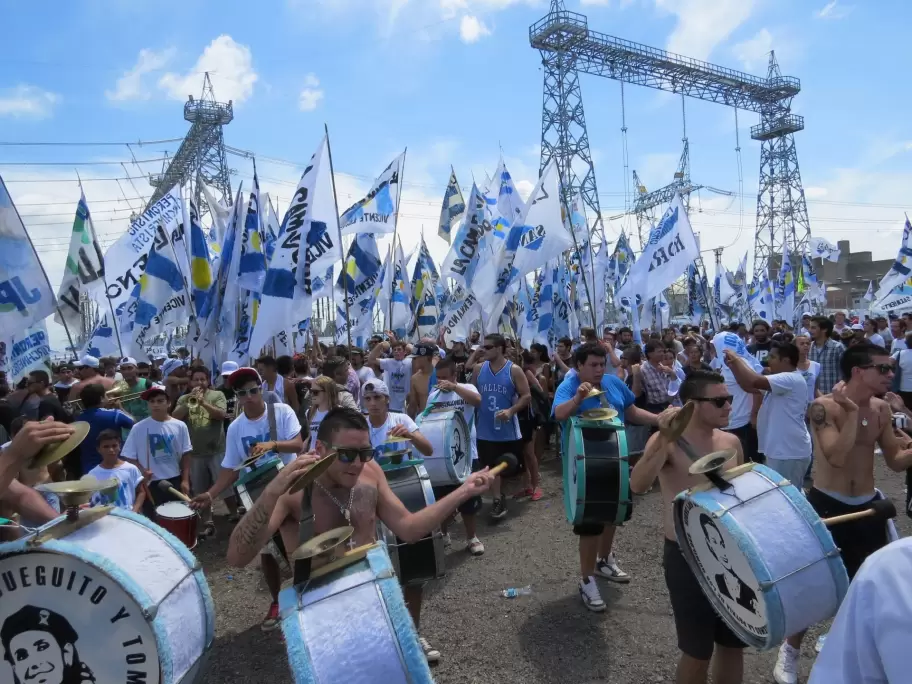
{"left": 226, "top": 407, "right": 496, "bottom": 663}
{"left": 406, "top": 343, "right": 438, "bottom": 417}
{"left": 771, "top": 342, "right": 912, "bottom": 684}
{"left": 68, "top": 355, "right": 116, "bottom": 403}
{"left": 630, "top": 370, "right": 745, "bottom": 684}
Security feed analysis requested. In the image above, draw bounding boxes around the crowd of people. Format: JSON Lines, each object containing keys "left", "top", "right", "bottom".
{"left": 0, "top": 309, "right": 911, "bottom": 683}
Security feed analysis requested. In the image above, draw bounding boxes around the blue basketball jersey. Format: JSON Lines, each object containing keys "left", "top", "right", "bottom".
{"left": 476, "top": 360, "right": 521, "bottom": 442}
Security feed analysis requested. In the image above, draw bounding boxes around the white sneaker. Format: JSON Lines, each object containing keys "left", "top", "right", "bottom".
{"left": 418, "top": 636, "right": 440, "bottom": 663}
{"left": 442, "top": 532, "right": 452, "bottom": 548}
{"left": 466, "top": 537, "right": 485, "bottom": 556}
{"left": 815, "top": 633, "right": 827, "bottom": 654}
{"left": 773, "top": 643, "right": 800, "bottom": 684}
{"left": 595, "top": 553, "right": 630, "bottom": 584}
{"left": 579, "top": 577, "right": 606, "bottom": 612}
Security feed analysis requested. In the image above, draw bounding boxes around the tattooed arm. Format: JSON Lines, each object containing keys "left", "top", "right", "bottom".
{"left": 809, "top": 390, "right": 857, "bottom": 469}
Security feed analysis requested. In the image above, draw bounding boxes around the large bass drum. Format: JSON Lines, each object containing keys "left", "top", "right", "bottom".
{"left": 563, "top": 415, "right": 632, "bottom": 526}
{"left": 0, "top": 508, "right": 214, "bottom": 684}
{"left": 379, "top": 464, "right": 445, "bottom": 585}
{"left": 279, "top": 543, "right": 433, "bottom": 684}
{"left": 414, "top": 409, "right": 471, "bottom": 486}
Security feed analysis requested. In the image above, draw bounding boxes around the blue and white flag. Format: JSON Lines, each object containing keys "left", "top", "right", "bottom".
{"left": 863, "top": 280, "right": 875, "bottom": 303}
{"left": 615, "top": 194, "right": 699, "bottom": 305}
{"left": 264, "top": 194, "right": 280, "bottom": 265}
{"left": 377, "top": 239, "right": 412, "bottom": 336}
{"left": 521, "top": 272, "right": 543, "bottom": 349}
{"left": 237, "top": 171, "right": 267, "bottom": 293}
{"left": 486, "top": 158, "right": 525, "bottom": 246}
{"left": 874, "top": 216, "right": 912, "bottom": 305}
{"left": 4, "top": 320, "right": 52, "bottom": 383}
{"left": 686, "top": 263, "right": 706, "bottom": 325}
{"left": 440, "top": 183, "right": 486, "bottom": 288}
{"left": 776, "top": 242, "right": 796, "bottom": 325}
{"left": 755, "top": 267, "right": 777, "bottom": 324}
{"left": 55, "top": 190, "right": 105, "bottom": 336}
{"left": 335, "top": 233, "right": 383, "bottom": 346}
{"left": 807, "top": 236, "right": 841, "bottom": 263}
{"left": 340, "top": 151, "right": 404, "bottom": 236}
{"left": 83, "top": 312, "right": 120, "bottom": 360}
{"left": 411, "top": 238, "right": 440, "bottom": 338}
{"left": 188, "top": 199, "right": 214, "bottom": 320}
{"left": 0, "top": 175, "right": 57, "bottom": 337}
{"left": 438, "top": 167, "right": 465, "bottom": 245}
{"left": 801, "top": 255, "right": 824, "bottom": 304}
{"left": 250, "top": 135, "right": 342, "bottom": 356}
{"left": 439, "top": 290, "right": 479, "bottom": 347}
{"left": 130, "top": 239, "right": 187, "bottom": 356}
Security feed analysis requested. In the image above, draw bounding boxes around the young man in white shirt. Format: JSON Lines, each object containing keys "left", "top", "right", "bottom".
{"left": 121, "top": 384, "right": 192, "bottom": 515}
{"left": 88, "top": 429, "right": 146, "bottom": 512}
{"left": 724, "top": 342, "right": 812, "bottom": 485}
{"left": 368, "top": 339, "right": 413, "bottom": 412}
{"left": 189, "top": 366, "right": 304, "bottom": 632}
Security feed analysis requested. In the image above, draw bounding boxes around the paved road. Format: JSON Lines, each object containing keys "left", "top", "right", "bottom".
{"left": 198, "top": 455, "right": 909, "bottom": 683}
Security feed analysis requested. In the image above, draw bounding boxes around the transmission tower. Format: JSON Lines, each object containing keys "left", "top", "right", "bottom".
{"left": 530, "top": 2, "right": 810, "bottom": 275}
{"left": 148, "top": 72, "right": 234, "bottom": 221}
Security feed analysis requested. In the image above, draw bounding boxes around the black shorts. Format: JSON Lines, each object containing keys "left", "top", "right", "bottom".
{"left": 664, "top": 539, "right": 746, "bottom": 660}
{"left": 806, "top": 488, "right": 889, "bottom": 579}
{"left": 518, "top": 417, "right": 535, "bottom": 444}
{"left": 573, "top": 523, "right": 607, "bottom": 537}
{"left": 432, "top": 461, "right": 482, "bottom": 516}
{"left": 476, "top": 439, "right": 524, "bottom": 470}
{"left": 722, "top": 423, "right": 761, "bottom": 464}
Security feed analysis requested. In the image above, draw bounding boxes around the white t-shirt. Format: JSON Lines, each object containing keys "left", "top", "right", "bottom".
{"left": 88, "top": 461, "right": 143, "bottom": 510}
{"left": 710, "top": 356, "right": 752, "bottom": 431}
{"left": 799, "top": 361, "right": 822, "bottom": 403}
{"left": 223, "top": 402, "right": 302, "bottom": 471}
{"left": 426, "top": 383, "right": 479, "bottom": 461}
{"left": 308, "top": 409, "right": 328, "bottom": 451}
{"left": 891, "top": 338, "right": 907, "bottom": 354}
{"left": 867, "top": 333, "right": 886, "bottom": 349}
{"left": 893, "top": 349, "right": 912, "bottom": 393}
{"left": 356, "top": 366, "right": 376, "bottom": 385}
{"left": 122, "top": 417, "right": 192, "bottom": 481}
{"left": 757, "top": 371, "right": 812, "bottom": 461}
{"left": 378, "top": 358, "right": 413, "bottom": 411}
{"left": 368, "top": 412, "right": 418, "bottom": 448}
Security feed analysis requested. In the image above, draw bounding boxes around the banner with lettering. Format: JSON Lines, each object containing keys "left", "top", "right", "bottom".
{"left": 6, "top": 320, "right": 52, "bottom": 384}
{"left": 440, "top": 293, "right": 479, "bottom": 346}
{"left": 0, "top": 175, "right": 58, "bottom": 338}
{"left": 340, "top": 151, "right": 404, "bottom": 236}
{"left": 54, "top": 191, "right": 106, "bottom": 336}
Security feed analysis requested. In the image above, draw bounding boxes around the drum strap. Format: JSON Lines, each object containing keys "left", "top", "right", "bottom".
{"left": 266, "top": 399, "right": 278, "bottom": 442}
{"left": 293, "top": 486, "right": 316, "bottom": 585}
{"left": 676, "top": 437, "right": 701, "bottom": 463}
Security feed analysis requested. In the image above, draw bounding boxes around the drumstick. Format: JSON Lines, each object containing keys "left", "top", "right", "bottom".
{"left": 823, "top": 498, "right": 896, "bottom": 527}
{"left": 489, "top": 462, "right": 508, "bottom": 477}
{"left": 157, "top": 479, "right": 193, "bottom": 503}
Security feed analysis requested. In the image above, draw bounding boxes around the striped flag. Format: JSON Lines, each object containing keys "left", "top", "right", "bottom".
{"left": 335, "top": 233, "right": 383, "bottom": 346}
{"left": 55, "top": 190, "right": 105, "bottom": 335}
{"left": 237, "top": 171, "right": 267, "bottom": 293}
{"left": 188, "top": 199, "right": 213, "bottom": 319}
{"left": 438, "top": 167, "right": 465, "bottom": 245}
{"left": 340, "top": 152, "right": 404, "bottom": 236}
{"left": 410, "top": 237, "right": 439, "bottom": 337}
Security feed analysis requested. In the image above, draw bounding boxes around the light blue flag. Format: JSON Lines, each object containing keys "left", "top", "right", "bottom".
{"left": 134, "top": 244, "right": 185, "bottom": 327}
{"left": 237, "top": 171, "right": 267, "bottom": 293}
{"left": 756, "top": 267, "right": 777, "bottom": 324}
{"left": 441, "top": 183, "right": 486, "bottom": 288}
{"left": 411, "top": 238, "right": 440, "bottom": 338}
{"left": 777, "top": 241, "right": 795, "bottom": 325}
{"left": 438, "top": 167, "right": 465, "bottom": 245}
{"left": 340, "top": 152, "right": 404, "bottom": 236}
{"left": 335, "top": 233, "right": 383, "bottom": 345}
{"left": 537, "top": 261, "right": 557, "bottom": 347}
{"left": 188, "top": 199, "right": 214, "bottom": 320}
{"left": 83, "top": 312, "right": 120, "bottom": 359}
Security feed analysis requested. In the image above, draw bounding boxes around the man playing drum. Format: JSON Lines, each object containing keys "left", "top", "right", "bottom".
{"left": 630, "top": 370, "right": 746, "bottom": 684}
{"left": 225, "top": 408, "right": 497, "bottom": 664}
{"left": 552, "top": 342, "right": 664, "bottom": 612}
{"left": 770, "top": 343, "right": 912, "bottom": 684}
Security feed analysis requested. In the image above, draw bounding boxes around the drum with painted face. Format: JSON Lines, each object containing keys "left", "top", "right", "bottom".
{"left": 673, "top": 463, "right": 850, "bottom": 650}
{"left": 562, "top": 415, "right": 632, "bottom": 526}
{"left": 378, "top": 464, "right": 444, "bottom": 585}
{"left": 413, "top": 410, "right": 471, "bottom": 486}
{"left": 0, "top": 508, "right": 214, "bottom": 684}
{"left": 279, "top": 543, "right": 433, "bottom": 684}
{"left": 234, "top": 458, "right": 289, "bottom": 572}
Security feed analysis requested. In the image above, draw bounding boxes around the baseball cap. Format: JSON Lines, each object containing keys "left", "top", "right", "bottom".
{"left": 220, "top": 360, "right": 239, "bottom": 377}
{"left": 118, "top": 356, "right": 137, "bottom": 368}
{"left": 851, "top": 323, "right": 864, "bottom": 331}
{"left": 410, "top": 342, "right": 438, "bottom": 358}
{"left": 228, "top": 367, "right": 263, "bottom": 388}
{"left": 362, "top": 379, "right": 390, "bottom": 397}
{"left": 141, "top": 384, "right": 168, "bottom": 400}
{"left": 78, "top": 355, "right": 99, "bottom": 369}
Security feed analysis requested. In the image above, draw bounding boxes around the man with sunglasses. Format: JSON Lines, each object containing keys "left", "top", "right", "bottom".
{"left": 225, "top": 407, "right": 497, "bottom": 664}
{"left": 631, "top": 370, "right": 746, "bottom": 684}
{"left": 763, "top": 343, "right": 912, "bottom": 684}
{"left": 189, "top": 367, "right": 304, "bottom": 632}
{"left": 553, "top": 342, "right": 667, "bottom": 612}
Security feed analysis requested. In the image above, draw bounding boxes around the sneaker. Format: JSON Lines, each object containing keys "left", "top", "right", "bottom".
{"left": 442, "top": 532, "right": 452, "bottom": 548}
{"left": 466, "top": 537, "right": 485, "bottom": 556}
{"left": 595, "top": 553, "right": 630, "bottom": 584}
{"left": 201, "top": 521, "right": 216, "bottom": 538}
{"left": 815, "top": 633, "right": 827, "bottom": 654}
{"left": 512, "top": 487, "right": 533, "bottom": 500}
{"left": 490, "top": 495, "right": 507, "bottom": 520}
{"left": 773, "top": 643, "right": 800, "bottom": 684}
{"left": 261, "top": 602, "right": 280, "bottom": 632}
{"left": 530, "top": 486, "right": 543, "bottom": 502}
{"left": 418, "top": 636, "right": 440, "bottom": 663}
{"left": 578, "top": 577, "right": 606, "bottom": 612}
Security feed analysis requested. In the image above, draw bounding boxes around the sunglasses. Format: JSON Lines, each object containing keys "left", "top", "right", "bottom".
{"left": 860, "top": 363, "right": 894, "bottom": 375}
{"left": 327, "top": 445, "right": 376, "bottom": 464}
{"left": 235, "top": 386, "right": 262, "bottom": 397}
{"left": 310, "top": 389, "right": 324, "bottom": 396}
{"left": 483, "top": 345, "right": 495, "bottom": 350}
{"left": 137, "top": 372, "right": 150, "bottom": 377}
{"left": 692, "top": 396, "right": 733, "bottom": 408}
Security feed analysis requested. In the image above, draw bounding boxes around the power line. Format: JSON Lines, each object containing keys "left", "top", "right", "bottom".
{"left": 0, "top": 138, "right": 183, "bottom": 147}
{"left": 0, "top": 157, "right": 171, "bottom": 167}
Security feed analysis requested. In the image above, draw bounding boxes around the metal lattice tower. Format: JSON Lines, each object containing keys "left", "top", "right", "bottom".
{"left": 530, "top": 2, "right": 809, "bottom": 274}
{"left": 148, "top": 72, "right": 234, "bottom": 220}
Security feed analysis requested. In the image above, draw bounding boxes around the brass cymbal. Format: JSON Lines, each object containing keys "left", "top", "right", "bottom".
{"left": 586, "top": 388, "right": 605, "bottom": 399}
{"left": 580, "top": 408, "right": 618, "bottom": 421}
{"left": 233, "top": 453, "right": 264, "bottom": 472}
{"left": 28, "top": 422, "right": 90, "bottom": 470}
{"left": 288, "top": 452, "right": 339, "bottom": 494}
{"left": 688, "top": 449, "right": 737, "bottom": 476}
{"left": 659, "top": 401, "right": 695, "bottom": 443}
{"left": 290, "top": 526, "right": 354, "bottom": 561}
{"left": 38, "top": 476, "right": 119, "bottom": 509}
{"left": 384, "top": 436, "right": 411, "bottom": 444}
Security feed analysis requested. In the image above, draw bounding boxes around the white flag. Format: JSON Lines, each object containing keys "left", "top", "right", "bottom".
{"left": 616, "top": 194, "right": 699, "bottom": 305}
{"left": 807, "top": 236, "right": 841, "bottom": 263}
{"left": 863, "top": 280, "right": 875, "bottom": 302}
{"left": 339, "top": 152, "right": 404, "bottom": 236}
{"left": 4, "top": 320, "right": 52, "bottom": 383}
{"left": 0, "top": 176, "right": 57, "bottom": 337}
{"left": 55, "top": 191, "right": 106, "bottom": 335}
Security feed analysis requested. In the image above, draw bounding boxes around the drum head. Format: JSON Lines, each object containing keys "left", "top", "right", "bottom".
{"left": 563, "top": 421, "right": 582, "bottom": 524}
{"left": 674, "top": 496, "right": 769, "bottom": 647}
{"left": 156, "top": 501, "right": 194, "bottom": 519}
{"left": 447, "top": 412, "right": 471, "bottom": 481}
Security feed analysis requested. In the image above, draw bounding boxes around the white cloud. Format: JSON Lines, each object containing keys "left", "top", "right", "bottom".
{"left": 655, "top": 0, "right": 756, "bottom": 62}
{"left": 816, "top": 1, "right": 852, "bottom": 19}
{"left": 732, "top": 28, "right": 773, "bottom": 70}
{"left": 158, "top": 35, "right": 257, "bottom": 104}
{"left": 106, "top": 48, "right": 175, "bottom": 102}
{"left": 459, "top": 14, "right": 491, "bottom": 42}
{"left": 804, "top": 187, "right": 828, "bottom": 199}
{"left": 298, "top": 73, "right": 324, "bottom": 112}
{"left": 581, "top": 0, "right": 612, "bottom": 5}
{"left": 0, "top": 85, "right": 60, "bottom": 119}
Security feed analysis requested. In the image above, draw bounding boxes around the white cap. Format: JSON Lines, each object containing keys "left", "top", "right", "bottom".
{"left": 362, "top": 379, "right": 390, "bottom": 397}
{"left": 78, "top": 355, "right": 99, "bottom": 369}
{"left": 851, "top": 323, "right": 865, "bottom": 331}
{"left": 220, "top": 360, "right": 239, "bottom": 377}
{"left": 118, "top": 356, "right": 137, "bottom": 368}
{"left": 160, "top": 358, "right": 183, "bottom": 378}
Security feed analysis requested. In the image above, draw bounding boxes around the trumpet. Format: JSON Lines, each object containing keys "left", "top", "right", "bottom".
{"left": 187, "top": 395, "right": 199, "bottom": 408}
{"left": 64, "top": 381, "right": 144, "bottom": 412}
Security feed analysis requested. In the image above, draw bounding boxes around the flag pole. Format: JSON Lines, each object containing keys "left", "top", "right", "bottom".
{"left": 388, "top": 148, "right": 407, "bottom": 334}
{"left": 563, "top": 200, "right": 597, "bottom": 328}
{"left": 323, "top": 125, "right": 353, "bottom": 352}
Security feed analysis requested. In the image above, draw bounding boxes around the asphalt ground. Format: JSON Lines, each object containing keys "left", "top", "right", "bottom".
{"left": 197, "top": 453, "right": 910, "bottom": 684}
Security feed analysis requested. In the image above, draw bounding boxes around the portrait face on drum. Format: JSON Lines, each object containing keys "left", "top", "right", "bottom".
{"left": 1, "top": 605, "right": 90, "bottom": 684}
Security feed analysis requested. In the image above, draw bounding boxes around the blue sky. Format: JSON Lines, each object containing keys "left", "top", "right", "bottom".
{"left": 2, "top": 0, "right": 911, "bottom": 347}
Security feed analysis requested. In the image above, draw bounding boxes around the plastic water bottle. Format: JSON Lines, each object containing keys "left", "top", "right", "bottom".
{"left": 501, "top": 586, "right": 532, "bottom": 598}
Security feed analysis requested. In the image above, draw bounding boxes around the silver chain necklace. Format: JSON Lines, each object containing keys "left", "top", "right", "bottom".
{"left": 315, "top": 481, "right": 356, "bottom": 524}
